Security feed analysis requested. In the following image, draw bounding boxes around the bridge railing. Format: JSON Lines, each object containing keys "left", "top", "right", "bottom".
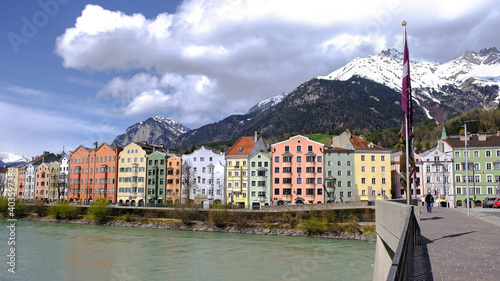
{"left": 386, "top": 205, "right": 421, "bottom": 280}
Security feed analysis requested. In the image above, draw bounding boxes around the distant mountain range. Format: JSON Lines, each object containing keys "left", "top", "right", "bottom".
{"left": 318, "top": 47, "right": 500, "bottom": 123}
{"left": 0, "top": 153, "right": 31, "bottom": 168}
{"left": 113, "top": 116, "right": 189, "bottom": 147}
{"left": 113, "top": 47, "right": 500, "bottom": 149}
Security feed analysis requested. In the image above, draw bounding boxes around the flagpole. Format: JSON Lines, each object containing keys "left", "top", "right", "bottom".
{"left": 403, "top": 21, "right": 411, "bottom": 209}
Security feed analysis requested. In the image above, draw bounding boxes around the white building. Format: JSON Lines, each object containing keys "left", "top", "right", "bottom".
{"left": 59, "top": 153, "right": 70, "bottom": 200}
{"left": 420, "top": 145, "right": 454, "bottom": 208}
{"left": 181, "top": 146, "right": 226, "bottom": 205}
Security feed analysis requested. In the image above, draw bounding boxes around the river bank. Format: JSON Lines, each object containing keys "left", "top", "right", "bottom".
{"left": 17, "top": 216, "right": 376, "bottom": 242}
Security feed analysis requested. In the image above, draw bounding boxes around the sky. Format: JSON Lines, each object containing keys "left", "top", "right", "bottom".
{"left": 1, "top": 0, "right": 499, "bottom": 157}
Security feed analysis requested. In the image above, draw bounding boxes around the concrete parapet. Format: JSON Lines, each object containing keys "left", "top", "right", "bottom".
{"left": 373, "top": 200, "right": 420, "bottom": 281}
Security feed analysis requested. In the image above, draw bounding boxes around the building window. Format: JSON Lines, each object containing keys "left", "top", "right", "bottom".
{"left": 361, "top": 155, "right": 365, "bottom": 161}
{"left": 297, "top": 146, "right": 302, "bottom": 152}
{"left": 297, "top": 188, "right": 302, "bottom": 195}
{"left": 274, "top": 188, "right": 280, "bottom": 195}
{"left": 361, "top": 178, "right": 366, "bottom": 184}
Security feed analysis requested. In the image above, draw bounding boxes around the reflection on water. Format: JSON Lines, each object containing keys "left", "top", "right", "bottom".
{"left": 0, "top": 220, "right": 375, "bottom": 281}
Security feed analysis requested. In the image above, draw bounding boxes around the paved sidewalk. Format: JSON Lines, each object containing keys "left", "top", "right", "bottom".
{"left": 419, "top": 206, "right": 500, "bottom": 280}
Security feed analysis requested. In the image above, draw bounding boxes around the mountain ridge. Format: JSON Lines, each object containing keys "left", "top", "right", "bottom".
{"left": 112, "top": 47, "right": 499, "bottom": 149}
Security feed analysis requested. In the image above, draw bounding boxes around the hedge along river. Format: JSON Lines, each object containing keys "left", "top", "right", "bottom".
{"left": 0, "top": 220, "right": 375, "bottom": 281}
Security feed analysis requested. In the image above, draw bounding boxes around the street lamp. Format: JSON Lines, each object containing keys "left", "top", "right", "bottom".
{"left": 464, "top": 120, "right": 475, "bottom": 216}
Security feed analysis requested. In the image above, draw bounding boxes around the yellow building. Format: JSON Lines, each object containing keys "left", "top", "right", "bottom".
{"left": 117, "top": 142, "right": 148, "bottom": 206}
{"left": 332, "top": 130, "right": 392, "bottom": 201}
{"left": 49, "top": 162, "right": 60, "bottom": 202}
{"left": 225, "top": 135, "right": 266, "bottom": 208}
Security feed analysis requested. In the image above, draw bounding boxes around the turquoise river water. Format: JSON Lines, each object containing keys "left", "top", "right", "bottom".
{"left": 0, "top": 220, "right": 375, "bottom": 281}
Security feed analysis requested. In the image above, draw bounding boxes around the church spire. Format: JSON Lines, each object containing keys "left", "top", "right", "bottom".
{"left": 441, "top": 126, "right": 447, "bottom": 140}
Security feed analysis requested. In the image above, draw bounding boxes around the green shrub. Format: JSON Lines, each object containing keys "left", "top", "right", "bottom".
{"left": 33, "top": 200, "right": 47, "bottom": 217}
{"left": 0, "top": 197, "right": 28, "bottom": 218}
{"left": 208, "top": 210, "right": 229, "bottom": 228}
{"left": 298, "top": 216, "right": 329, "bottom": 235}
{"left": 172, "top": 205, "right": 194, "bottom": 225}
{"left": 48, "top": 201, "right": 79, "bottom": 220}
{"left": 86, "top": 198, "right": 111, "bottom": 224}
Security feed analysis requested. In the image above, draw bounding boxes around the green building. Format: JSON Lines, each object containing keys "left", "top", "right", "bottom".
{"left": 146, "top": 151, "right": 167, "bottom": 205}
{"left": 248, "top": 151, "right": 271, "bottom": 209}
{"left": 324, "top": 147, "right": 357, "bottom": 202}
{"left": 444, "top": 133, "right": 500, "bottom": 207}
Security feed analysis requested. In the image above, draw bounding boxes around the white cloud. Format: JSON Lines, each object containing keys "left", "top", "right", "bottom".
{"left": 55, "top": 0, "right": 500, "bottom": 128}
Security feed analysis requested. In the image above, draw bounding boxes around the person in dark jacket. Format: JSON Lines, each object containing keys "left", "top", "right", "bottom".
{"left": 425, "top": 192, "right": 434, "bottom": 213}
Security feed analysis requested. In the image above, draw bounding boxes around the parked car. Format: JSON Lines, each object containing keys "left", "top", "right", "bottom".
{"left": 482, "top": 197, "right": 497, "bottom": 208}
{"left": 493, "top": 198, "right": 500, "bottom": 208}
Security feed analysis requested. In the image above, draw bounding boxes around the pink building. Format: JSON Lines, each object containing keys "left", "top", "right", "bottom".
{"left": 271, "top": 135, "right": 325, "bottom": 205}
{"left": 393, "top": 153, "right": 423, "bottom": 201}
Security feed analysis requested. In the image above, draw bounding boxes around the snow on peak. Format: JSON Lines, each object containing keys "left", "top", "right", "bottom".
{"left": 317, "top": 47, "right": 500, "bottom": 99}
{"left": 0, "top": 152, "right": 31, "bottom": 164}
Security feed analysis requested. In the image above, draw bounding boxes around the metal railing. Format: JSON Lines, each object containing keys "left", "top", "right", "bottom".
{"left": 387, "top": 206, "right": 421, "bottom": 281}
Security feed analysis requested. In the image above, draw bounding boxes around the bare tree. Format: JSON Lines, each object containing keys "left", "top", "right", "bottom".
{"left": 181, "top": 161, "right": 197, "bottom": 205}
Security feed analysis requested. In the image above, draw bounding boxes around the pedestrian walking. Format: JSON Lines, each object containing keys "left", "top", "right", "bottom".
{"left": 425, "top": 192, "right": 434, "bottom": 213}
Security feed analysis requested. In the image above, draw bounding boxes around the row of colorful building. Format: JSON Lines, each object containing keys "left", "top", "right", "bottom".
{"left": 2, "top": 129, "right": 500, "bottom": 209}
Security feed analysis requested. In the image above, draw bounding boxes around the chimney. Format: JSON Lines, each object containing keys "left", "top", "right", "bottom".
{"left": 112, "top": 142, "right": 117, "bottom": 146}
{"left": 93, "top": 141, "right": 98, "bottom": 149}
{"left": 255, "top": 131, "right": 259, "bottom": 143}
{"left": 478, "top": 134, "right": 487, "bottom": 141}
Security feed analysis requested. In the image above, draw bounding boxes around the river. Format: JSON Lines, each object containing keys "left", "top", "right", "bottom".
{"left": 0, "top": 220, "right": 375, "bottom": 280}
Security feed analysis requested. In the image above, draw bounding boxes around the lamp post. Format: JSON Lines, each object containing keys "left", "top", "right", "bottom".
{"left": 463, "top": 120, "right": 475, "bottom": 216}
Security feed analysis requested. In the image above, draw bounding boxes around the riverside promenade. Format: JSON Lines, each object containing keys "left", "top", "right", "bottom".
{"left": 419, "top": 206, "right": 500, "bottom": 280}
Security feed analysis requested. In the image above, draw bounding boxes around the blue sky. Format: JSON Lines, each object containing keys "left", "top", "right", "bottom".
{"left": 1, "top": 0, "right": 499, "bottom": 157}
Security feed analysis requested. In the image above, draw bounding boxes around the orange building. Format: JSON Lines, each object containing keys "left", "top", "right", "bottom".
{"left": 68, "top": 145, "right": 94, "bottom": 204}
{"left": 271, "top": 135, "right": 325, "bottom": 205}
{"left": 68, "top": 142, "right": 122, "bottom": 204}
{"left": 92, "top": 143, "right": 122, "bottom": 203}
{"left": 166, "top": 155, "right": 182, "bottom": 204}
{"left": 34, "top": 163, "right": 50, "bottom": 201}
{"left": 17, "top": 166, "right": 26, "bottom": 199}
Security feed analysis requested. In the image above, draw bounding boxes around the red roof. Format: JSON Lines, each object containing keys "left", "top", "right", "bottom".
{"left": 349, "top": 135, "right": 388, "bottom": 151}
{"left": 325, "top": 147, "right": 354, "bottom": 152}
{"left": 226, "top": 136, "right": 257, "bottom": 156}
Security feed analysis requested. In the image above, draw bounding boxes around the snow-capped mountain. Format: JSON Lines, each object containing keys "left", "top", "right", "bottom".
{"left": 0, "top": 153, "right": 31, "bottom": 167}
{"left": 113, "top": 116, "right": 190, "bottom": 147}
{"left": 247, "top": 92, "right": 289, "bottom": 113}
{"left": 318, "top": 47, "right": 500, "bottom": 122}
